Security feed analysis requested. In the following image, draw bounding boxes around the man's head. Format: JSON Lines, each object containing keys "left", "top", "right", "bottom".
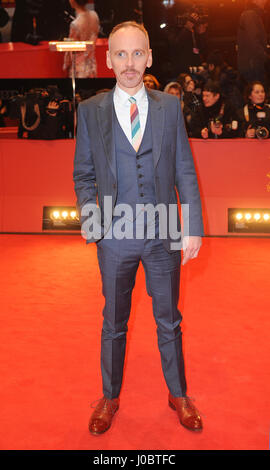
{"left": 106, "top": 22, "right": 152, "bottom": 95}
{"left": 202, "top": 81, "right": 221, "bottom": 107}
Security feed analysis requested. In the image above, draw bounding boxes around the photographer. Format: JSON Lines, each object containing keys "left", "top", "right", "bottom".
{"left": 238, "top": 81, "right": 270, "bottom": 139}
{"left": 189, "top": 80, "right": 239, "bottom": 139}
{"left": 10, "top": 87, "right": 73, "bottom": 139}
{"left": 176, "top": 8, "right": 208, "bottom": 74}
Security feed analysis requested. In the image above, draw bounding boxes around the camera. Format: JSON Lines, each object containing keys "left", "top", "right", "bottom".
{"left": 177, "top": 4, "right": 208, "bottom": 28}
{"left": 209, "top": 117, "right": 222, "bottom": 129}
{"left": 9, "top": 86, "right": 73, "bottom": 139}
{"left": 253, "top": 111, "right": 270, "bottom": 139}
{"left": 255, "top": 126, "right": 269, "bottom": 139}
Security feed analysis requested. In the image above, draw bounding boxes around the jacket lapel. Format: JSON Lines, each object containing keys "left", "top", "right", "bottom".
{"left": 147, "top": 89, "right": 165, "bottom": 167}
{"left": 97, "top": 89, "right": 117, "bottom": 180}
{"left": 96, "top": 87, "right": 165, "bottom": 176}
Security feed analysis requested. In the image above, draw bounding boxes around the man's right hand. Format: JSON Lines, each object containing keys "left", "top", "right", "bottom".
{"left": 201, "top": 127, "right": 208, "bottom": 139}
{"left": 246, "top": 125, "right": 255, "bottom": 138}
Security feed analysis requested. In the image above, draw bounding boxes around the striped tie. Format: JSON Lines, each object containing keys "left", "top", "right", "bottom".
{"left": 129, "top": 96, "right": 142, "bottom": 152}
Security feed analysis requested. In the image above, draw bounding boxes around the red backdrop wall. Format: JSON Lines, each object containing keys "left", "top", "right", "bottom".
{"left": 0, "top": 40, "right": 114, "bottom": 79}
{"left": 0, "top": 138, "right": 269, "bottom": 235}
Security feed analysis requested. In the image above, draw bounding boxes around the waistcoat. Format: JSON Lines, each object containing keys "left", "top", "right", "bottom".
{"left": 114, "top": 107, "right": 157, "bottom": 222}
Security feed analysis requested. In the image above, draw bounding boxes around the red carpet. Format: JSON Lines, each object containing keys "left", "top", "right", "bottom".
{"left": 0, "top": 235, "right": 269, "bottom": 450}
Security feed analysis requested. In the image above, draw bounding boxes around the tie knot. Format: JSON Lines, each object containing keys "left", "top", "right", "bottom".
{"left": 129, "top": 96, "right": 136, "bottom": 104}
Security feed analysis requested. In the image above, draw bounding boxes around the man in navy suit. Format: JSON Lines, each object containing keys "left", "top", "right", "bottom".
{"left": 73, "top": 21, "right": 204, "bottom": 435}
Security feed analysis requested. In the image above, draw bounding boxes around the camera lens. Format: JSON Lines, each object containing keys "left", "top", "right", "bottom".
{"left": 256, "top": 126, "right": 269, "bottom": 139}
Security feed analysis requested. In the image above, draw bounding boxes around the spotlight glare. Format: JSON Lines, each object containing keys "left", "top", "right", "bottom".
{"left": 229, "top": 208, "right": 270, "bottom": 233}
{"left": 43, "top": 206, "right": 80, "bottom": 231}
{"left": 160, "top": 23, "right": 167, "bottom": 29}
{"left": 51, "top": 210, "right": 60, "bottom": 220}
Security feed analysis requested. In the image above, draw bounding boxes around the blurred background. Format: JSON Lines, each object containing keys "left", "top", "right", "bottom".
{"left": 1, "top": 1, "right": 269, "bottom": 81}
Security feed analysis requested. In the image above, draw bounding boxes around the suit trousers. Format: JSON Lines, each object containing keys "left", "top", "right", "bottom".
{"left": 96, "top": 216, "right": 187, "bottom": 399}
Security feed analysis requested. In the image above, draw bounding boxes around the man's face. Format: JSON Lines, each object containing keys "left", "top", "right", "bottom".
{"left": 106, "top": 26, "right": 152, "bottom": 95}
{"left": 202, "top": 91, "right": 220, "bottom": 107}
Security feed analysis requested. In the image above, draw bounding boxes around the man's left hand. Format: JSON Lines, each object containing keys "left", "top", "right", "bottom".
{"left": 182, "top": 236, "right": 202, "bottom": 265}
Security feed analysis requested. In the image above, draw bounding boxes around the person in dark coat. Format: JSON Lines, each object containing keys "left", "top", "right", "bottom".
{"left": 237, "top": 81, "right": 270, "bottom": 138}
{"left": 237, "top": 0, "right": 269, "bottom": 84}
{"left": 177, "top": 73, "right": 202, "bottom": 136}
{"left": 176, "top": 12, "right": 208, "bottom": 74}
{"left": 189, "top": 80, "right": 239, "bottom": 139}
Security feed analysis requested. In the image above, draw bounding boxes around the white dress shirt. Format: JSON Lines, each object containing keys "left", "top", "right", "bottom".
{"left": 113, "top": 84, "right": 149, "bottom": 145}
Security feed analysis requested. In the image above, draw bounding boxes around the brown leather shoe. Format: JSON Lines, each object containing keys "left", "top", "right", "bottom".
{"left": 168, "top": 393, "right": 203, "bottom": 432}
{"left": 89, "top": 396, "right": 119, "bottom": 435}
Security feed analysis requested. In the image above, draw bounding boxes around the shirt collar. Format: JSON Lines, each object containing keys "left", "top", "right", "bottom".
{"left": 114, "top": 83, "right": 147, "bottom": 106}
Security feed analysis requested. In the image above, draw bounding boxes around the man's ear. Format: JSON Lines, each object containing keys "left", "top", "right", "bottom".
{"left": 146, "top": 49, "right": 153, "bottom": 69}
{"left": 106, "top": 50, "right": 112, "bottom": 70}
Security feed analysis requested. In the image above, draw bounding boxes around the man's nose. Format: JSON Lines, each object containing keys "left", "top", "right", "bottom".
{"left": 126, "top": 54, "right": 134, "bottom": 67}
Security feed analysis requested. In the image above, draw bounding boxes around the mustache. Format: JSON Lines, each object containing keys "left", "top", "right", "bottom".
{"left": 121, "top": 69, "right": 138, "bottom": 74}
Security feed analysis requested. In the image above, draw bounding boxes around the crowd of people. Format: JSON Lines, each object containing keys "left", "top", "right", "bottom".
{"left": 144, "top": 62, "right": 270, "bottom": 140}
{"left": 1, "top": 0, "right": 270, "bottom": 140}
{"left": 2, "top": 57, "right": 270, "bottom": 141}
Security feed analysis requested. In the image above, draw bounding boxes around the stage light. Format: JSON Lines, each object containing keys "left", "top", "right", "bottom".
{"left": 70, "top": 210, "right": 77, "bottom": 219}
{"left": 49, "top": 41, "right": 93, "bottom": 52}
{"left": 228, "top": 208, "right": 270, "bottom": 233}
{"left": 43, "top": 206, "right": 80, "bottom": 231}
{"left": 160, "top": 23, "right": 167, "bottom": 29}
{"left": 51, "top": 210, "right": 60, "bottom": 220}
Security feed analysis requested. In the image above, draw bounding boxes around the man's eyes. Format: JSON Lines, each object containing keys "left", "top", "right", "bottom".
{"left": 116, "top": 51, "right": 144, "bottom": 57}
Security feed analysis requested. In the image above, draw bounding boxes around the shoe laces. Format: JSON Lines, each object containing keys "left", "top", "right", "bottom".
{"left": 181, "top": 396, "right": 195, "bottom": 406}
{"left": 90, "top": 396, "right": 117, "bottom": 412}
{"left": 183, "top": 396, "right": 205, "bottom": 417}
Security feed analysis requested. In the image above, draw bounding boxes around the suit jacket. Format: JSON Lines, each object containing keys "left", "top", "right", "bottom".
{"left": 73, "top": 87, "right": 204, "bottom": 252}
